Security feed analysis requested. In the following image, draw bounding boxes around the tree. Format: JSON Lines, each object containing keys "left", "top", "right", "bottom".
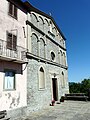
{"left": 80, "top": 79, "right": 90, "bottom": 95}
{"left": 69, "top": 79, "right": 90, "bottom": 94}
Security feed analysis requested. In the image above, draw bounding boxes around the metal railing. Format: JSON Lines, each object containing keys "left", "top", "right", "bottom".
{"left": 0, "top": 39, "right": 27, "bottom": 63}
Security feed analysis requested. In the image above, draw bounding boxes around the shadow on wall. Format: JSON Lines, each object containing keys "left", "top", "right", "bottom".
{"left": 0, "top": 60, "right": 22, "bottom": 74}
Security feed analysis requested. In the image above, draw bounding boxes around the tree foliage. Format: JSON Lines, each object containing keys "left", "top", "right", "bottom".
{"left": 69, "top": 79, "right": 90, "bottom": 94}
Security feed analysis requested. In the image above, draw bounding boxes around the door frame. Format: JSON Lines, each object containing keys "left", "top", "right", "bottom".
{"left": 52, "top": 78, "right": 58, "bottom": 101}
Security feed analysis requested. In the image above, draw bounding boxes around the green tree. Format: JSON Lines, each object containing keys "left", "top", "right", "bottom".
{"left": 69, "top": 79, "right": 90, "bottom": 94}
{"left": 80, "top": 79, "right": 90, "bottom": 94}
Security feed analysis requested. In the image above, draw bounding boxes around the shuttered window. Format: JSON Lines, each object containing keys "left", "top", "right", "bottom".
{"left": 9, "top": 2, "right": 13, "bottom": 15}
{"left": 14, "top": 6, "right": 17, "bottom": 19}
{"left": 8, "top": 2, "right": 17, "bottom": 19}
{"left": 13, "top": 35, "right": 17, "bottom": 50}
{"left": 7, "top": 32, "right": 17, "bottom": 51}
{"left": 7, "top": 33, "right": 12, "bottom": 49}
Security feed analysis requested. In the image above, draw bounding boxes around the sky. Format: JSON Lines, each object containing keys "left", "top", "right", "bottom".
{"left": 22, "top": 0, "right": 90, "bottom": 83}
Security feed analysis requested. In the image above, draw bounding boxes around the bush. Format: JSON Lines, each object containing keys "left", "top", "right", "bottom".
{"left": 60, "top": 96, "right": 64, "bottom": 102}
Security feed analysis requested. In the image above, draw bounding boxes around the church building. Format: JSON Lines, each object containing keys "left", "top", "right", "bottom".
{"left": 25, "top": 1, "right": 69, "bottom": 112}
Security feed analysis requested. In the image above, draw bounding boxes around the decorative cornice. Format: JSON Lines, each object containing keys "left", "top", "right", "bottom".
{"left": 26, "top": 52, "right": 68, "bottom": 70}
{"left": 26, "top": 20, "right": 66, "bottom": 51}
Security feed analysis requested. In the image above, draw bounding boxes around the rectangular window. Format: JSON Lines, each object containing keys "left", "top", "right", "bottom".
{"left": 4, "top": 70, "right": 16, "bottom": 90}
{"left": 7, "top": 32, "right": 17, "bottom": 51}
{"left": 8, "top": 2, "right": 17, "bottom": 19}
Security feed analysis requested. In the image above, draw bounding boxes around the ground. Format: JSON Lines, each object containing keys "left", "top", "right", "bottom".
{"left": 23, "top": 101, "right": 90, "bottom": 120}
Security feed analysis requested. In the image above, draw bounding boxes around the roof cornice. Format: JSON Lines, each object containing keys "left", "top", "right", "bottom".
{"left": 24, "top": 1, "right": 66, "bottom": 40}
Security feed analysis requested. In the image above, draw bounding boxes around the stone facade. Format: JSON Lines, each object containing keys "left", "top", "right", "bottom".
{"left": 26, "top": 8, "right": 69, "bottom": 114}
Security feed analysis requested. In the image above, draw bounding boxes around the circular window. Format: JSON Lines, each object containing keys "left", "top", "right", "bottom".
{"left": 51, "top": 52, "right": 55, "bottom": 61}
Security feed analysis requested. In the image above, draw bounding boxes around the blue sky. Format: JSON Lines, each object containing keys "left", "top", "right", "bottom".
{"left": 23, "top": 0, "right": 90, "bottom": 83}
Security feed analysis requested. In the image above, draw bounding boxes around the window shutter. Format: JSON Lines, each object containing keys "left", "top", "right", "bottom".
{"left": 14, "top": 6, "right": 17, "bottom": 19}
{"left": 9, "top": 2, "right": 13, "bottom": 15}
{"left": 7, "top": 33, "right": 12, "bottom": 49}
{"left": 13, "top": 35, "right": 17, "bottom": 50}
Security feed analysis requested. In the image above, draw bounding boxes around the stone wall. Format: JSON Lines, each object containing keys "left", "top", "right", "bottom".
{"left": 26, "top": 9, "right": 69, "bottom": 114}
{"left": 26, "top": 59, "right": 69, "bottom": 114}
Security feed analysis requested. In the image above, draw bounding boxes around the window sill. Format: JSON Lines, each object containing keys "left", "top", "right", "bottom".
{"left": 3, "top": 89, "right": 16, "bottom": 91}
{"left": 7, "top": 47, "right": 17, "bottom": 51}
{"left": 38, "top": 88, "right": 45, "bottom": 91}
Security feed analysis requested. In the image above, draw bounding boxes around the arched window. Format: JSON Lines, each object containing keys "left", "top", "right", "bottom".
{"left": 44, "top": 19, "right": 49, "bottom": 33}
{"left": 62, "top": 40, "right": 65, "bottom": 48}
{"left": 61, "top": 72, "right": 65, "bottom": 88}
{"left": 31, "top": 33, "right": 38, "bottom": 56}
{"left": 51, "top": 52, "right": 55, "bottom": 61}
{"left": 60, "top": 39, "right": 64, "bottom": 47}
{"left": 50, "top": 21, "right": 53, "bottom": 33}
{"left": 57, "top": 34, "right": 61, "bottom": 41}
{"left": 39, "top": 16, "right": 44, "bottom": 30}
{"left": 63, "top": 52, "right": 66, "bottom": 66}
{"left": 60, "top": 50, "right": 62, "bottom": 64}
{"left": 52, "top": 27, "right": 57, "bottom": 36}
{"left": 39, "top": 67, "right": 45, "bottom": 89}
{"left": 31, "top": 13, "right": 38, "bottom": 27}
{"left": 40, "top": 38, "right": 45, "bottom": 58}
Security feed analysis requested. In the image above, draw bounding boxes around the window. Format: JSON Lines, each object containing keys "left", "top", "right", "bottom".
{"left": 51, "top": 52, "right": 55, "bottom": 61}
{"left": 31, "top": 13, "right": 38, "bottom": 27}
{"left": 44, "top": 19, "right": 49, "bottom": 33}
{"left": 4, "top": 70, "right": 15, "bottom": 90}
{"left": 61, "top": 72, "right": 65, "bottom": 88}
{"left": 40, "top": 38, "right": 45, "bottom": 58}
{"left": 50, "top": 21, "right": 53, "bottom": 33}
{"left": 39, "top": 67, "right": 45, "bottom": 89}
{"left": 7, "top": 32, "right": 17, "bottom": 51}
{"left": 63, "top": 52, "right": 66, "bottom": 66}
{"left": 31, "top": 33, "right": 38, "bottom": 55}
{"left": 39, "top": 16, "right": 44, "bottom": 30}
{"left": 8, "top": 2, "right": 17, "bottom": 19}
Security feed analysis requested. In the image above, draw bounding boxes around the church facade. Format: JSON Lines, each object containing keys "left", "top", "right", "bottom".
{"left": 26, "top": 2, "right": 69, "bottom": 112}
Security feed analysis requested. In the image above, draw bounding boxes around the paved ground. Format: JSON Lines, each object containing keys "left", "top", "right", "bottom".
{"left": 24, "top": 101, "right": 90, "bottom": 120}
